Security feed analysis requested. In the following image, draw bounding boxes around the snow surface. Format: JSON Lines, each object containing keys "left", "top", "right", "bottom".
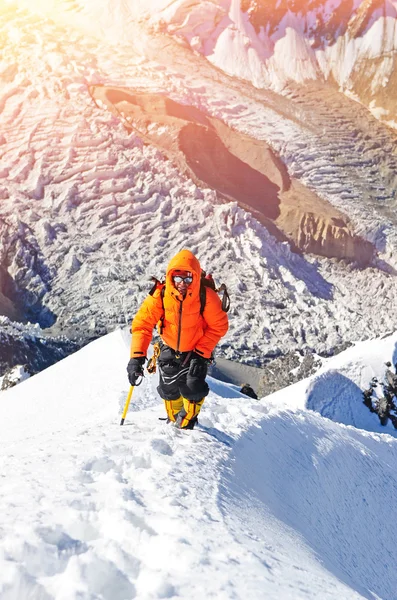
{"left": 2, "top": 328, "right": 397, "bottom": 598}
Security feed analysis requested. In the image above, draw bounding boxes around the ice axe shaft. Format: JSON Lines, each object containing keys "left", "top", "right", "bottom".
{"left": 120, "top": 386, "right": 134, "bottom": 425}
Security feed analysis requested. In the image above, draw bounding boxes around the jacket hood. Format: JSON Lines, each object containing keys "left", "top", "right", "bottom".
{"left": 165, "top": 249, "right": 201, "bottom": 298}
{"left": 166, "top": 249, "right": 201, "bottom": 277}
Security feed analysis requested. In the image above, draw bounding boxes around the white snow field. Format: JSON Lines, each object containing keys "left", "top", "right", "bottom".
{"left": 1, "top": 329, "right": 397, "bottom": 599}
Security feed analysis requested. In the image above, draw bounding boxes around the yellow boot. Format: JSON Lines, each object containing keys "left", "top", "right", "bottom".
{"left": 176, "top": 398, "right": 205, "bottom": 429}
{"left": 164, "top": 397, "right": 183, "bottom": 422}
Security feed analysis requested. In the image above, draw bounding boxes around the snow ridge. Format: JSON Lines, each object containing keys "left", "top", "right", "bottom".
{"left": 2, "top": 329, "right": 397, "bottom": 598}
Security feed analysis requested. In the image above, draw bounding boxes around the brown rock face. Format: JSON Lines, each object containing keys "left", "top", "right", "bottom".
{"left": 90, "top": 86, "right": 375, "bottom": 265}
{"left": 179, "top": 122, "right": 280, "bottom": 220}
{"left": 241, "top": 0, "right": 354, "bottom": 44}
{"left": 347, "top": 0, "right": 384, "bottom": 38}
{"left": 278, "top": 207, "right": 374, "bottom": 265}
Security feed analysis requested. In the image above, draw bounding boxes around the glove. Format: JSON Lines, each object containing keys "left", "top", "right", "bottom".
{"left": 189, "top": 353, "right": 209, "bottom": 379}
{"left": 127, "top": 357, "right": 146, "bottom": 386}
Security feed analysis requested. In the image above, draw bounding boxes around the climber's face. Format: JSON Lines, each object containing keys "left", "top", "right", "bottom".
{"left": 172, "top": 270, "right": 193, "bottom": 298}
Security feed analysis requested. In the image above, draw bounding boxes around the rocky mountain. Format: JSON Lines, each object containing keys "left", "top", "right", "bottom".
{"left": 1, "top": 364, "right": 32, "bottom": 390}
{"left": 0, "top": 318, "right": 81, "bottom": 379}
{"left": 2, "top": 0, "right": 397, "bottom": 379}
{"left": 150, "top": 0, "right": 397, "bottom": 131}
{"left": 0, "top": 216, "right": 56, "bottom": 327}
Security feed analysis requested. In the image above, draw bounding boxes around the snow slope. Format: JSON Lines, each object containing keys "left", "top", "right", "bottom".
{"left": 1, "top": 329, "right": 397, "bottom": 599}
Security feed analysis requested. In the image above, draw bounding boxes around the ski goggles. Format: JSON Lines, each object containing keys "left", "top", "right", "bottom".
{"left": 173, "top": 275, "right": 193, "bottom": 284}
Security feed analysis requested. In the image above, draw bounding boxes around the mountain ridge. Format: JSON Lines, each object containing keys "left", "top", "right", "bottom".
{"left": 1, "top": 327, "right": 397, "bottom": 598}
{"left": 148, "top": 0, "right": 397, "bottom": 129}
{"left": 2, "top": 2, "right": 397, "bottom": 370}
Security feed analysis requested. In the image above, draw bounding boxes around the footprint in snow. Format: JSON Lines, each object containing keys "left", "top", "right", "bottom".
{"left": 130, "top": 454, "right": 152, "bottom": 469}
{"left": 124, "top": 510, "right": 157, "bottom": 535}
{"left": 150, "top": 438, "right": 173, "bottom": 456}
{"left": 73, "top": 553, "right": 136, "bottom": 600}
{"left": 82, "top": 457, "right": 116, "bottom": 474}
{"left": 66, "top": 515, "right": 101, "bottom": 543}
{"left": 38, "top": 525, "right": 88, "bottom": 560}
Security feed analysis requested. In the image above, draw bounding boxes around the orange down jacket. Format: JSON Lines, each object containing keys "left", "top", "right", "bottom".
{"left": 130, "top": 250, "right": 228, "bottom": 360}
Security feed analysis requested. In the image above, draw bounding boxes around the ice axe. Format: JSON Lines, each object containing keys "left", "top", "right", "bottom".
{"left": 121, "top": 357, "right": 147, "bottom": 425}
{"left": 121, "top": 347, "right": 159, "bottom": 425}
{"left": 120, "top": 386, "right": 134, "bottom": 426}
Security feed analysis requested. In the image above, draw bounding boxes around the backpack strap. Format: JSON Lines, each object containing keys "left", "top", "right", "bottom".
{"left": 199, "top": 282, "right": 206, "bottom": 315}
{"left": 199, "top": 281, "right": 230, "bottom": 314}
{"left": 199, "top": 270, "right": 230, "bottom": 314}
{"left": 218, "top": 283, "right": 230, "bottom": 313}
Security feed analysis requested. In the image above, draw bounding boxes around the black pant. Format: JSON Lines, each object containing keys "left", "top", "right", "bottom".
{"left": 157, "top": 345, "right": 209, "bottom": 402}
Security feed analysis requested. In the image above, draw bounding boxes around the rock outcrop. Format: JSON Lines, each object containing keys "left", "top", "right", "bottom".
{"left": 347, "top": 0, "right": 384, "bottom": 39}
{"left": 277, "top": 206, "right": 374, "bottom": 265}
{"left": 258, "top": 351, "right": 324, "bottom": 397}
{"left": 0, "top": 217, "right": 56, "bottom": 325}
{"left": 0, "top": 319, "right": 81, "bottom": 378}
{"left": 241, "top": 0, "right": 397, "bottom": 129}
{"left": 1, "top": 364, "right": 32, "bottom": 391}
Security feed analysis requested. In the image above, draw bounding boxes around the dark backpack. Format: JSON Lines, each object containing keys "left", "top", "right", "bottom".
{"left": 149, "top": 269, "right": 230, "bottom": 315}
